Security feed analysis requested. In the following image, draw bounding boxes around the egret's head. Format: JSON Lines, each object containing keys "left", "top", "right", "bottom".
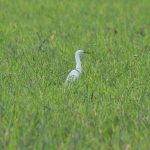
{"left": 75, "top": 50, "right": 89, "bottom": 56}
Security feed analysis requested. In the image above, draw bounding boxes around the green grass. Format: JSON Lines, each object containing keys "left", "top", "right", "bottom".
{"left": 0, "top": 0, "right": 150, "bottom": 149}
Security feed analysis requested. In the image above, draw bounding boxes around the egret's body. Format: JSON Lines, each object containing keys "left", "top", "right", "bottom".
{"left": 65, "top": 50, "right": 88, "bottom": 85}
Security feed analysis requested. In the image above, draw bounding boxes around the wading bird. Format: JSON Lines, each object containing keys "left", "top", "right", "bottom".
{"left": 65, "top": 50, "right": 89, "bottom": 86}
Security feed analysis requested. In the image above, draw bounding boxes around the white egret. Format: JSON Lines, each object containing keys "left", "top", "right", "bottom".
{"left": 65, "top": 50, "right": 89, "bottom": 85}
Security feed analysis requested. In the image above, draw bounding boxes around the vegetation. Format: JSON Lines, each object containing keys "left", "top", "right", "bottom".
{"left": 0, "top": 0, "right": 150, "bottom": 149}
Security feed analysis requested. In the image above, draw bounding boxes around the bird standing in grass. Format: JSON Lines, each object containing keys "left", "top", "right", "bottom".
{"left": 65, "top": 50, "right": 89, "bottom": 86}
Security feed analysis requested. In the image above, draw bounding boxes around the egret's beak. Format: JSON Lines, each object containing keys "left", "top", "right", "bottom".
{"left": 84, "top": 51, "right": 90, "bottom": 54}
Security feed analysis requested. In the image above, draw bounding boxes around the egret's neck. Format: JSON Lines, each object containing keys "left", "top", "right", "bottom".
{"left": 75, "top": 54, "right": 81, "bottom": 73}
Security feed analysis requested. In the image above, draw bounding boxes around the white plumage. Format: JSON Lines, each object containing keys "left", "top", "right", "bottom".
{"left": 65, "top": 50, "right": 88, "bottom": 85}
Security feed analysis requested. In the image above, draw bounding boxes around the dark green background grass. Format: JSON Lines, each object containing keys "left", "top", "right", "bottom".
{"left": 0, "top": 0, "right": 150, "bottom": 149}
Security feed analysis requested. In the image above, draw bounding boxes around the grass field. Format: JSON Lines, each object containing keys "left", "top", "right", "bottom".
{"left": 0, "top": 0, "right": 150, "bottom": 149}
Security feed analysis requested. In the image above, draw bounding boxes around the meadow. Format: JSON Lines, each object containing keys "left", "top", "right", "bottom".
{"left": 0, "top": 0, "right": 150, "bottom": 149}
